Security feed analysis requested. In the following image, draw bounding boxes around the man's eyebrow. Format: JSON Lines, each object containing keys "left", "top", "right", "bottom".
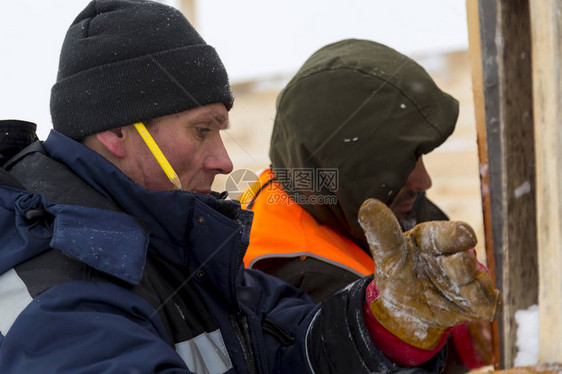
{"left": 191, "top": 111, "right": 229, "bottom": 128}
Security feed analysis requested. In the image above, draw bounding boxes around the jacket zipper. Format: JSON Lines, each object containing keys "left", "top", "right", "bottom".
{"left": 230, "top": 313, "right": 258, "bottom": 374}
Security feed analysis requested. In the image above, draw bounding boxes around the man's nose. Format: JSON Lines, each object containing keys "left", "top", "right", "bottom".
{"left": 205, "top": 134, "right": 234, "bottom": 175}
{"left": 405, "top": 157, "right": 432, "bottom": 191}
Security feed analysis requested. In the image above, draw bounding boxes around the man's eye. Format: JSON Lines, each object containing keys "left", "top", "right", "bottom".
{"left": 196, "top": 127, "right": 211, "bottom": 136}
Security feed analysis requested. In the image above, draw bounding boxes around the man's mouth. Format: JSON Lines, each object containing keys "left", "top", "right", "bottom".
{"left": 390, "top": 189, "right": 417, "bottom": 214}
{"left": 397, "top": 199, "right": 415, "bottom": 212}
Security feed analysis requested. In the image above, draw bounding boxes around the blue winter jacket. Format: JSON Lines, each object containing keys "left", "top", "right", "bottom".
{"left": 0, "top": 130, "right": 446, "bottom": 373}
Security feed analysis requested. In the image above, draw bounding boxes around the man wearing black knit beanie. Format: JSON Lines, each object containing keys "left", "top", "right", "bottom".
{"left": 0, "top": 1, "right": 501, "bottom": 373}
{"left": 51, "top": 0, "right": 233, "bottom": 140}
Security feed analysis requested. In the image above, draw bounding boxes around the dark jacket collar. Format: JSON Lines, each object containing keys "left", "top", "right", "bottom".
{"left": 42, "top": 130, "right": 247, "bottom": 272}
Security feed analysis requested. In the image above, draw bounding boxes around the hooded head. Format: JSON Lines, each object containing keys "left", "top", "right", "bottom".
{"left": 270, "top": 39, "right": 458, "bottom": 244}
{"left": 50, "top": 0, "right": 233, "bottom": 140}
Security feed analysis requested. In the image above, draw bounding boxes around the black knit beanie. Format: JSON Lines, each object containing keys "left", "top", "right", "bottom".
{"left": 51, "top": 0, "right": 234, "bottom": 140}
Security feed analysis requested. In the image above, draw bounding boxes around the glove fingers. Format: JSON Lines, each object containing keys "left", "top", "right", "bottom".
{"left": 383, "top": 277, "right": 471, "bottom": 327}
{"left": 417, "top": 250, "right": 472, "bottom": 309}
{"left": 412, "top": 221, "right": 477, "bottom": 256}
{"left": 379, "top": 278, "right": 475, "bottom": 330}
{"left": 421, "top": 285, "right": 475, "bottom": 325}
{"left": 423, "top": 251, "right": 502, "bottom": 321}
{"left": 437, "top": 251, "right": 478, "bottom": 286}
{"left": 458, "top": 270, "right": 503, "bottom": 321}
{"left": 358, "top": 198, "right": 406, "bottom": 265}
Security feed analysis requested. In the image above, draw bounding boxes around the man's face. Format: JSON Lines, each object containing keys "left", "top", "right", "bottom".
{"left": 121, "top": 103, "right": 233, "bottom": 193}
{"left": 388, "top": 157, "right": 432, "bottom": 228}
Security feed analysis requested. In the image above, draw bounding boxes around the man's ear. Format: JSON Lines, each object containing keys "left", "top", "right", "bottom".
{"left": 95, "top": 128, "right": 127, "bottom": 159}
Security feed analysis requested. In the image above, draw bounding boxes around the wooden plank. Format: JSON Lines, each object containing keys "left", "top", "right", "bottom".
{"left": 179, "top": 0, "right": 197, "bottom": 27}
{"left": 496, "top": 0, "right": 539, "bottom": 368}
{"left": 466, "top": 0, "right": 500, "bottom": 368}
{"left": 529, "top": 0, "right": 562, "bottom": 360}
{"left": 477, "top": 0, "right": 504, "bottom": 305}
{"left": 476, "top": 0, "right": 539, "bottom": 367}
{"left": 476, "top": 0, "right": 510, "bottom": 366}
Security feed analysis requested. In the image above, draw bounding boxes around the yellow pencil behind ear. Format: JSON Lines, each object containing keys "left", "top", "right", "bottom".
{"left": 133, "top": 122, "right": 182, "bottom": 191}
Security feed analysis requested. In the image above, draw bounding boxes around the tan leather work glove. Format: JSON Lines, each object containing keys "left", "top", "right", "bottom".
{"left": 358, "top": 198, "right": 502, "bottom": 350}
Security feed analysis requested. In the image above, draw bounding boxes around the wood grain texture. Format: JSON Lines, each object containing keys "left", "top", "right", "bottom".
{"left": 179, "top": 0, "right": 197, "bottom": 27}
{"left": 466, "top": 0, "right": 501, "bottom": 368}
{"left": 529, "top": 0, "right": 562, "bottom": 361}
{"left": 497, "top": 0, "right": 538, "bottom": 368}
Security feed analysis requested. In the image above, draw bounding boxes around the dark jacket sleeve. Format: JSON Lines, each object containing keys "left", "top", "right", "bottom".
{"left": 242, "top": 270, "right": 447, "bottom": 374}
{"left": 0, "top": 280, "right": 192, "bottom": 373}
{"left": 306, "top": 277, "right": 447, "bottom": 373}
{"left": 253, "top": 256, "right": 361, "bottom": 303}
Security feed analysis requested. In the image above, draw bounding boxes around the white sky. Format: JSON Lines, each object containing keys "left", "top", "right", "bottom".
{"left": 1, "top": 0, "right": 468, "bottom": 139}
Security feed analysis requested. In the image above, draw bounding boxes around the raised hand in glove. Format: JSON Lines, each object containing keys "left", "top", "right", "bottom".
{"left": 358, "top": 198, "right": 502, "bottom": 350}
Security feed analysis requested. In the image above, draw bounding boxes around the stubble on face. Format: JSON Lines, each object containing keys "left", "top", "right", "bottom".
{"left": 389, "top": 189, "right": 422, "bottom": 231}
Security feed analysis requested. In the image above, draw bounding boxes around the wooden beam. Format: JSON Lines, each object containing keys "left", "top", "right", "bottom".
{"left": 476, "top": 0, "right": 511, "bottom": 367}
{"left": 477, "top": 0, "right": 539, "bottom": 368}
{"left": 466, "top": 0, "right": 500, "bottom": 368}
{"left": 529, "top": 0, "right": 562, "bottom": 360}
{"left": 476, "top": 0, "right": 505, "bottom": 329}
{"left": 496, "top": 0, "right": 538, "bottom": 368}
{"left": 179, "top": 0, "right": 197, "bottom": 28}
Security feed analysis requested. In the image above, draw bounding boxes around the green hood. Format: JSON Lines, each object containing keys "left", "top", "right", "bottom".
{"left": 269, "top": 39, "right": 458, "bottom": 243}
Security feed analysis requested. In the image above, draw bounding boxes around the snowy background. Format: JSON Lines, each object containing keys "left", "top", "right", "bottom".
{"left": 1, "top": 0, "right": 468, "bottom": 139}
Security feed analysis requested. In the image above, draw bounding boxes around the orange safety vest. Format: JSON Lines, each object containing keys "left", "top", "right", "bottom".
{"left": 242, "top": 169, "right": 374, "bottom": 277}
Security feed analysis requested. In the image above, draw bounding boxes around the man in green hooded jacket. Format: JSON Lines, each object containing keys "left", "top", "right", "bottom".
{"left": 243, "top": 39, "right": 494, "bottom": 371}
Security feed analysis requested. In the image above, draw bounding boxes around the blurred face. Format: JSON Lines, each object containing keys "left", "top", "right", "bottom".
{"left": 388, "top": 157, "right": 432, "bottom": 225}
{"left": 121, "top": 103, "right": 233, "bottom": 193}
